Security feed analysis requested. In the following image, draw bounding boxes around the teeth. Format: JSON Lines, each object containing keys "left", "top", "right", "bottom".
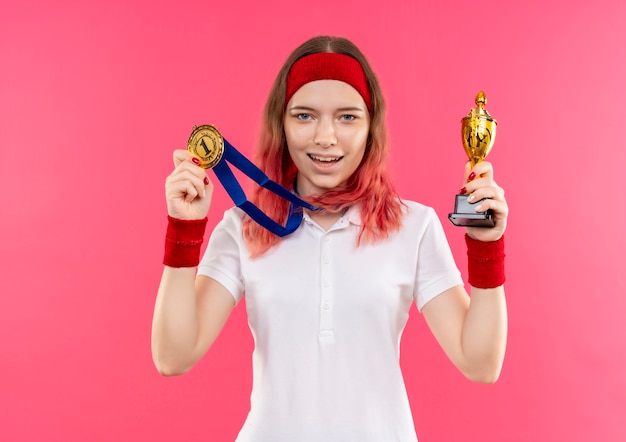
{"left": 309, "top": 154, "right": 340, "bottom": 162}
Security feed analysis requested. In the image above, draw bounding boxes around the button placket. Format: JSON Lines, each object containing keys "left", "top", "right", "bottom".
{"left": 319, "top": 233, "right": 335, "bottom": 344}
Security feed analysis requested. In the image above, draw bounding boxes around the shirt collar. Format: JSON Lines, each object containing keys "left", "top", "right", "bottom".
{"left": 344, "top": 204, "right": 362, "bottom": 226}
{"left": 301, "top": 204, "right": 362, "bottom": 227}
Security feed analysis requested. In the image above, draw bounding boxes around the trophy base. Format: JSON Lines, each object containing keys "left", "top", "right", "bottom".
{"left": 448, "top": 194, "right": 495, "bottom": 228}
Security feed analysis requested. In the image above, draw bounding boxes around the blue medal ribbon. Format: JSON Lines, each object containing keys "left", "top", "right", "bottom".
{"left": 212, "top": 137, "right": 319, "bottom": 237}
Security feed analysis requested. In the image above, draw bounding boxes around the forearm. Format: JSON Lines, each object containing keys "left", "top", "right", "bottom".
{"left": 460, "top": 285, "right": 507, "bottom": 383}
{"left": 151, "top": 266, "right": 202, "bottom": 375}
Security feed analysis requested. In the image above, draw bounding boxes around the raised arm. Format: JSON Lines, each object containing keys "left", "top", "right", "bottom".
{"left": 151, "top": 150, "right": 235, "bottom": 376}
{"left": 422, "top": 160, "right": 508, "bottom": 383}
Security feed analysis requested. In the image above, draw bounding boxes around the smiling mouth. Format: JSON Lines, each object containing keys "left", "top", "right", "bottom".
{"left": 308, "top": 154, "right": 343, "bottom": 163}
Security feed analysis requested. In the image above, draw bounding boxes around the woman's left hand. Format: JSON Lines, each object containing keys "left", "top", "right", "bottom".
{"left": 461, "top": 161, "right": 508, "bottom": 242}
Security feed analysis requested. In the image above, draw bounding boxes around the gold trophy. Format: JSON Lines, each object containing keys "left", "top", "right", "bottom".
{"left": 448, "top": 91, "right": 497, "bottom": 227}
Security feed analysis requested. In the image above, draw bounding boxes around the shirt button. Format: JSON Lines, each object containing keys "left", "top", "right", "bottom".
{"left": 323, "top": 256, "right": 330, "bottom": 264}
{"left": 323, "top": 281, "right": 330, "bottom": 288}
{"left": 322, "top": 302, "right": 330, "bottom": 310}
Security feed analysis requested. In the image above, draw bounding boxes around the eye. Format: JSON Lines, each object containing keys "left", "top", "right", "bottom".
{"left": 340, "top": 114, "right": 356, "bottom": 121}
{"left": 296, "top": 113, "right": 312, "bottom": 121}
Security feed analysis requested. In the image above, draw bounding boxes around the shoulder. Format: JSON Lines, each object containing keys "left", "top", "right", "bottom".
{"left": 207, "top": 207, "right": 246, "bottom": 245}
{"left": 395, "top": 199, "right": 449, "bottom": 240}
{"left": 215, "top": 207, "right": 246, "bottom": 230}
{"left": 399, "top": 199, "right": 439, "bottom": 223}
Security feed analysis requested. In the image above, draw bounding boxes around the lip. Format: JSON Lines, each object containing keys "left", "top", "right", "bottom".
{"left": 307, "top": 153, "right": 343, "bottom": 172}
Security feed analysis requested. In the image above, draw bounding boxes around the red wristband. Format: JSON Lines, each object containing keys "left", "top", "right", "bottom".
{"left": 163, "top": 216, "right": 208, "bottom": 268}
{"left": 465, "top": 234, "right": 505, "bottom": 289}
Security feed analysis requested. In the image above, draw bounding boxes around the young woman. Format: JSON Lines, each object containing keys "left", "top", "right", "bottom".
{"left": 152, "top": 35, "right": 508, "bottom": 441}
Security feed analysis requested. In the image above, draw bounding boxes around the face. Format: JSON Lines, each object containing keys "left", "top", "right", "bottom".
{"left": 284, "top": 79, "right": 370, "bottom": 197}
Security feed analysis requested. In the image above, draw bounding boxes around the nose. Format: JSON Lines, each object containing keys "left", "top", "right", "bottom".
{"left": 314, "top": 118, "right": 337, "bottom": 147}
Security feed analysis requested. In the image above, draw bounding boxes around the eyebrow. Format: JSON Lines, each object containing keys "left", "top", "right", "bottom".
{"left": 288, "top": 105, "right": 366, "bottom": 113}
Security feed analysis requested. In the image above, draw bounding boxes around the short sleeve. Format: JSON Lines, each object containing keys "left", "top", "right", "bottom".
{"left": 197, "top": 208, "right": 246, "bottom": 303}
{"left": 414, "top": 207, "right": 463, "bottom": 310}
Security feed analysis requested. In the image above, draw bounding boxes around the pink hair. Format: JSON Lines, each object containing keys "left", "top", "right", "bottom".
{"left": 243, "top": 36, "right": 403, "bottom": 257}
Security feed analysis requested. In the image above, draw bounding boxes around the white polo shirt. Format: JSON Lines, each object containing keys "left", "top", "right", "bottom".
{"left": 198, "top": 200, "right": 463, "bottom": 441}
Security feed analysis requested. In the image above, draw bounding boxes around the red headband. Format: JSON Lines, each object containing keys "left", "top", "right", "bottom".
{"left": 285, "top": 52, "right": 372, "bottom": 112}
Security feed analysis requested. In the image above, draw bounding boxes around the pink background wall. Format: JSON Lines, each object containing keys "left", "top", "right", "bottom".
{"left": 1, "top": 0, "right": 625, "bottom": 440}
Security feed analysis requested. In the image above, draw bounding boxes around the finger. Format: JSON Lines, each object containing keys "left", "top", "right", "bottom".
{"left": 466, "top": 161, "right": 494, "bottom": 184}
{"left": 166, "top": 169, "right": 207, "bottom": 200}
{"left": 467, "top": 185, "right": 505, "bottom": 205}
{"left": 173, "top": 159, "right": 207, "bottom": 179}
{"left": 170, "top": 164, "right": 206, "bottom": 186}
{"left": 170, "top": 159, "right": 210, "bottom": 194}
{"left": 173, "top": 149, "right": 202, "bottom": 168}
{"left": 463, "top": 161, "right": 472, "bottom": 183}
{"left": 166, "top": 176, "right": 200, "bottom": 202}
{"left": 184, "top": 176, "right": 213, "bottom": 202}
{"left": 204, "top": 176, "right": 214, "bottom": 193}
{"left": 474, "top": 197, "right": 509, "bottom": 219}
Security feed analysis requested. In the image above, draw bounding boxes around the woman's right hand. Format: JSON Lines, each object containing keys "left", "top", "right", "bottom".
{"left": 165, "top": 149, "right": 213, "bottom": 220}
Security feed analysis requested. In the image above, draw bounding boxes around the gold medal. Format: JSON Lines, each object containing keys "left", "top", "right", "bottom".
{"left": 187, "top": 125, "right": 225, "bottom": 169}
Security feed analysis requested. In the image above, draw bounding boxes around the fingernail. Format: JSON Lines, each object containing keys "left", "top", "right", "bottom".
{"left": 204, "top": 177, "right": 209, "bottom": 185}
{"left": 459, "top": 187, "right": 467, "bottom": 195}
{"left": 468, "top": 193, "right": 475, "bottom": 202}
{"left": 192, "top": 157, "right": 200, "bottom": 165}
{"left": 468, "top": 172, "right": 476, "bottom": 181}
{"left": 475, "top": 204, "right": 483, "bottom": 212}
